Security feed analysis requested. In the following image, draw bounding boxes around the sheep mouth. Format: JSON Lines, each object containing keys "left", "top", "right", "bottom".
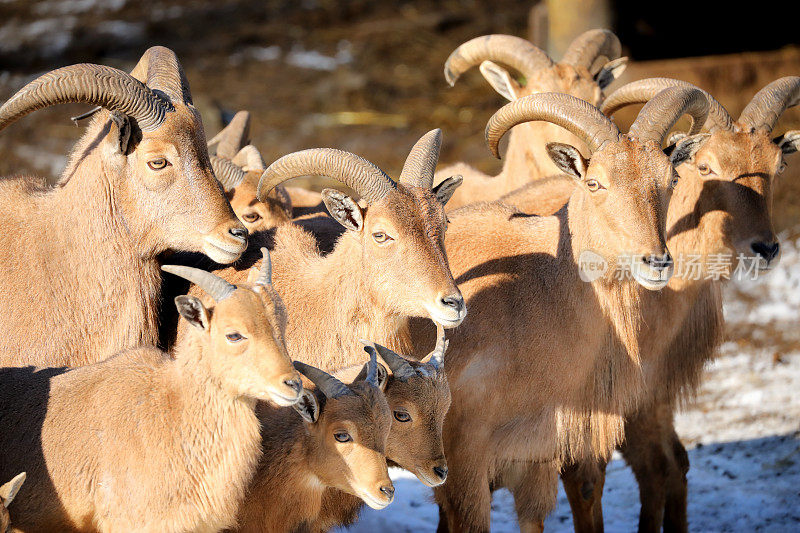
{"left": 413, "top": 468, "right": 446, "bottom": 487}
{"left": 266, "top": 388, "right": 302, "bottom": 407}
{"left": 202, "top": 238, "right": 245, "bottom": 264}
{"left": 359, "top": 491, "right": 393, "bottom": 510}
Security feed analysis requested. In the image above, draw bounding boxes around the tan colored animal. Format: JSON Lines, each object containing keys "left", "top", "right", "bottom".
{"left": 437, "top": 29, "right": 628, "bottom": 209}
{"left": 406, "top": 88, "right": 710, "bottom": 532}
{"left": 0, "top": 256, "right": 301, "bottom": 532}
{"left": 0, "top": 47, "right": 246, "bottom": 368}
{"left": 234, "top": 354, "right": 394, "bottom": 533}
{"left": 307, "top": 327, "right": 452, "bottom": 531}
{"left": 551, "top": 77, "right": 799, "bottom": 533}
{"left": 0, "top": 473, "right": 25, "bottom": 533}
{"left": 207, "top": 111, "right": 294, "bottom": 233}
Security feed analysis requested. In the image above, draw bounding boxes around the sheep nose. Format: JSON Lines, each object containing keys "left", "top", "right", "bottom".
{"left": 751, "top": 241, "right": 780, "bottom": 262}
{"left": 283, "top": 378, "right": 302, "bottom": 394}
{"left": 440, "top": 294, "right": 465, "bottom": 313}
{"left": 229, "top": 226, "right": 247, "bottom": 243}
{"left": 641, "top": 252, "right": 673, "bottom": 271}
{"left": 433, "top": 465, "right": 448, "bottom": 481}
{"left": 379, "top": 485, "right": 395, "bottom": 501}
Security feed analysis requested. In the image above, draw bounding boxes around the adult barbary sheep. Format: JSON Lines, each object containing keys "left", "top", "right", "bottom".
{"left": 0, "top": 46, "right": 247, "bottom": 367}
{"left": 235, "top": 353, "right": 394, "bottom": 532}
{"left": 558, "top": 76, "right": 800, "bottom": 533}
{"left": 0, "top": 473, "right": 25, "bottom": 533}
{"left": 0, "top": 255, "right": 301, "bottom": 532}
{"left": 408, "top": 88, "right": 710, "bottom": 531}
{"left": 438, "top": 29, "right": 628, "bottom": 209}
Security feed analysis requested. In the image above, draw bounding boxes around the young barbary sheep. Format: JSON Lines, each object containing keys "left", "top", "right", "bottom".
{"left": 554, "top": 76, "right": 800, "bottom": 533}
{"left": 0, "top": 473, "right": 25, "bottom": 533}
{"left": 0, "top": 255, "right": 301, "bottom": 532}
{"left": 0, "top": 46, "right": 247, "bottom": 368}
{"left": 436, "top": 29, "right": 628, "bottom": 209}
{"left": 234, "top": 353, "right": 394, "bottom": 533}
{"left": 405, "top": 88, "right": 710, "bottom": 531}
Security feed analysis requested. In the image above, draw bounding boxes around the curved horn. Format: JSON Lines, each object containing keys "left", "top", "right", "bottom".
{"left": 422, "top": 324, "right": 448, "bottom": 374}
{"left": 364, "top": 346, "right": 379, "bottom": 387}
{"left": 294, "top": 361, "right": 351, "bottom": 399}
{"left": 210, "top": 156, "right": 246, "bottom": 191}
{"left": 208, "top": 111, "right": 251, "bottom": 158}
{"left": 257, "top": 148, "right": 396, "bottom": 204}
{"left": 601, "top": 78, "right": 733, "bottom": 132}
{"left": 232, "top": 145, "right": 266, "bottom": 171}
{"left": 444, "top": 34, "right": 553, "bottom": 86}
{"left": 739, "top": 76, "right": 800, "bottom": 134}
{"left": 629, "top": 87, "right": 709, "bottom": 145}
{"left": 486, "top": 92, "right": 620, "bottom": 157}
{"left": 0, "top": 64, "right": 171, "bottom": 133}
{"left": 129, "top": 46, "right": 192, "bottom": 105}
{"left": 161, "top": 265, "right": 237, "bottom": 302}
{"left": 253, "top": 247, "right": 272, "bottom": 287}
{"left": 361, "top": 340, "right": 417, "bottom": 382}
{"left": 398, "top": 129, "right": 441, "bottom": 188}
{"left": 561, "top": 29, "right": 621, "bottom": 75}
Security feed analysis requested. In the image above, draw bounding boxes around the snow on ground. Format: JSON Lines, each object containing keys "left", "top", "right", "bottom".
{"left": 340, "top": 232, "right": 800, "bottom": 532}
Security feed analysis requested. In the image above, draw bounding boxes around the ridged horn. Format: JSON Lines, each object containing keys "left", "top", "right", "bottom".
{"left": 208, "top": 111, "right": 251, "bottom": 158}
{"left": 444, "top": 34, "right": 553, "bottom": 86}
{"left": 422, "top": 324, "right": 448, "bottom": 374}
{"left": 253, "top": 247, "right": 272, "bottom": 287}
{"left": 561, "top": 29, "right": 621, "bottom": 75}
{"left": 129, "top": 46, "right": 192, "bottom": 105}
{"left": 364, "top": 346, "right": 380, "bottom": 387}
{"left": 257, "top": 148, "right": 396, "bottom": 204}
{"left": 485, "top": 92, "right": 620, "bottom": 158}
{"left": 210, "top": 156, "right": 246, "bottom": 191}
{"left": 161, "top": 265, "right": 236, "bottom": 302}
{"left": 232, "top": 145, "right": 266, "bottom": 171}
{"left": 601, "top": 78, "right": 733, "bottom": 133}
{"left": 629, "top": 87, "right": 709, "bottom": 145}
{"left": 398, "top": 129, "right": 442, "bottom": 188}
{"left": 0, "top": 64, "right": 171, "bottom": 133}
{"left": 739, "top": 76, "right": 800, "bottom": 134}
{"left": 361, "top": 340, "right": 417, "bottom": 382}
{"left": 294, "top": 361, "right": 352, "bottom": 399}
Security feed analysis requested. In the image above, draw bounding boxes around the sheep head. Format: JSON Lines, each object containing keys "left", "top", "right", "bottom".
{"left": 162, "top": 248, "right": 302, "bottom": 406}
{"left": 487, "top": 88, "right": 712, "bottom": 290}
{"left": 257, "top": 129, "right": 467, "bottom": 327}
{"left": 292, "top": 353, "right": 394, "bottom": 510}
{"left": 0, "top": 46, "right": 247, "bottom": 264}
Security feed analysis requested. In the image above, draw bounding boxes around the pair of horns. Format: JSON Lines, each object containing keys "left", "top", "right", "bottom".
{"left": 208, "top": 110, "right": 268, "bottom": 191}
{"left": 361, "top": 324, "right": 448, "bottom": 381}
{"left": 0, "top": 46, "right": 190, "bottom": 133}
{"left": 445, "top": 29, "right": 621, "bottom": 86}
{"left": 602, "top": 76, "right": 800, "bottom": 135}
{"left": 161, "top": 247, "right": 272, "bottom": 302}
{"left": 486, "top": 86, "right": 708, "bottom": 157}
{"left": 293, "top": 346, "right": 382, "bottom": 399}
{"left": 256, "top": 129, "right": 443, "bottom": 203}
{"left": 208, "top": 110, "right": 251, "bottom": 159}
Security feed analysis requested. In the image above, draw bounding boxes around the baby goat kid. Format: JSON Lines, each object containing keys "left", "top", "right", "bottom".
{"left": 235, "top": 352, "right": 393, "bottom": 533}
{"left": 0, "top": 252, "right": 301, "bottom": 532}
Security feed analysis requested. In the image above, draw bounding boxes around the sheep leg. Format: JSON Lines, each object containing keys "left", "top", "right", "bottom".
{"left": 503, "top": 460, "right": 558, "bottom": 533}
{"left": 621, "top": 402, "right": 688, "bottom": 533}
{"left": 561, "top": 459, "right": 607, "bottom": 532}
{"left": 433, "top": 462, "right": 491, "bottom": 533}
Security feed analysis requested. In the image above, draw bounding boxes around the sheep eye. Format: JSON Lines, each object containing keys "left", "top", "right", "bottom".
{"left": 225, "top": 332, "right": 245, "bottom": 343}
{"left": 242, "top": 213, "right": 261, "bottom": 223}
{"left": 372, "top": 232, "right": 392, "bottom": 244}
{"left": 334, "top": 431, "right": 352, "bottom": 443}
{"left": 147, "top": 158, "right": 169, "bottom": 171}
{"left": 778, "top": 161, "right": 787, "bottom": 175}
{"left": 670, "top": 174, "right": 680, "bottom": 188}
{"left": 585, "top": 179, "right": 603, "bottom": 192}
{"left": 393, "top": 410, "right": 411, "bottom": 423}
{"left": 697, "top": 163, "right": 711, "bottom": 176}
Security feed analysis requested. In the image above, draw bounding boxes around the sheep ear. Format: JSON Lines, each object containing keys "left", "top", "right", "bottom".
{"left": 666, "top": 131, "right": 688, "bottom": 147}
{"left": 108, "top": 111, "right": 132, "bottom": 154}
{"left": 775, "top": 130, "right": 800, "bottom": 155}
{"left": 432, "top": 175, "right": 463, "bottom": 205}
{"left": 479, "top": 61, "right": 522, "bottom": 101}
{"left": 669, "top": 133, "right": 710, "bottom": 167}
{"left": 321, "top": 189, "right": 364, "bottom": 232}
{"left": 595, "top": 57, "right": 628, "bottom": 90}
{"left": 273, "top": 185, "right": 294, "bottom": 218}
{"left": 293, "top": 389, "right": 319, "bottom": 423}
{"left": 174, "top": 295, "right": 209, "bottom": 331}
{"left": 0, "top": 472, "right": 25, "bottom": 507}
{"left": 546, "top": 143, "right": 587, "bottom": 180}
